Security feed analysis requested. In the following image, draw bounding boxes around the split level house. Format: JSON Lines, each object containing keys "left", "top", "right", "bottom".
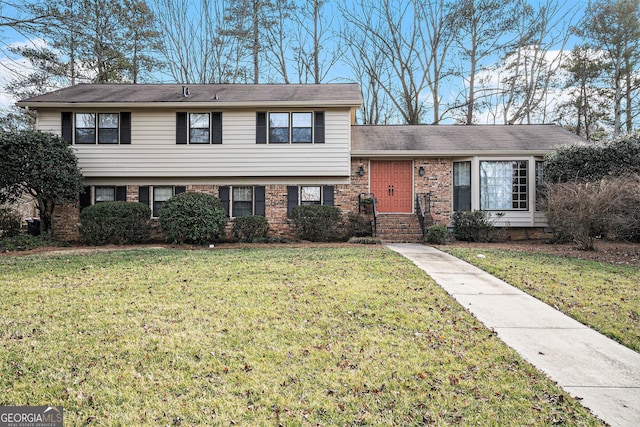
{"left": 16, "top": 83, "right": 587, "bottom": 242}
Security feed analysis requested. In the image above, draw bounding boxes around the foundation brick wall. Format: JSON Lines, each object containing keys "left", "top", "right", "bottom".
{"left": 49, "top": 159, "right": 543, "bottom": 242}
{"left": 52, "top": 203, "right": 80, "bottom": 241}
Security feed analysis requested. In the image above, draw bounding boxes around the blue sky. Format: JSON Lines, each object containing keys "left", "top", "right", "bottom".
{"left": 1, "top": 0, "right": 587, "bottom": 118}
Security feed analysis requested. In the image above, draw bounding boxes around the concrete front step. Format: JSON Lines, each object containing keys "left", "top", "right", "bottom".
{"left": 374, "top": 214, "right": 424, "bottom": 243}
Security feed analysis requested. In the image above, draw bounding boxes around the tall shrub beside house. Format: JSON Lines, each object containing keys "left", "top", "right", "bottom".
{"left": 0, "top": 130, "right": 83, "bottom": 236}
{"left": 159, "top": 192, "right": 227, "bottom": 244}
{"left": 543, "top": 133, "right": 640, "bottom": 248}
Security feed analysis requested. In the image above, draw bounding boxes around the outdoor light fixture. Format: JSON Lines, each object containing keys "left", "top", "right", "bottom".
{"left": 358, "top": 165, "right": 365, "bottom": 176}
{"left": 419, "top": 166, "right": 425, "bottom": 176}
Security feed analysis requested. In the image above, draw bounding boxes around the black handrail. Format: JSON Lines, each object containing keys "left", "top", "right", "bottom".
{"left": 415, "top": 193, "right": 432, "bottom": 238}
{"left": 358, "top": 192, "right": 377, "bottom": 237}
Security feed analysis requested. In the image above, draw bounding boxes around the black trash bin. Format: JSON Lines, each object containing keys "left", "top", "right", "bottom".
{"left": 26, "top": 218, "right": 41, "bottom": 236}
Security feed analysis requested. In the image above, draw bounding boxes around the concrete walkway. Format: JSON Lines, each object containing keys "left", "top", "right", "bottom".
{"left": 386, "top": 243, "right": 640, "bottom": 427}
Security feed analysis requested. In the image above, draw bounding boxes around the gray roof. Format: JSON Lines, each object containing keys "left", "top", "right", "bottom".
{"left": 351, "top": 124, "right": 589, "bottom": 156}
{"left": 17, "top": 83, "right": 363, "bottom": 107}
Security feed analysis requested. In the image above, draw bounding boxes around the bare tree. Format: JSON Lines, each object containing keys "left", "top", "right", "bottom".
{"left": 290, "top": 0, "right": 343, "bottom": 84}
{"left": 449, "top": 0, "right": 521, "bottom": 124}
{"left": 342, "top": 0, "right": 440, "bottom": 124}
{"left": 495, "top": 0, "right": 577, "bottom": 124}
{"left": 153, "top": 0, "right": 239, "bottom": 83}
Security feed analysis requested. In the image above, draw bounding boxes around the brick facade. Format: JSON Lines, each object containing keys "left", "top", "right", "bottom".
{"left": 51, "top": 157, "right": 546, "bottom": 243}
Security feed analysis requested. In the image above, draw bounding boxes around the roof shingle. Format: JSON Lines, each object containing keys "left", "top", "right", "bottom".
{"left": 351, "top": 124, "right": 588, "bottom": 154}
{"left": 18, "top": 83, "right": 363, "bottom": 106}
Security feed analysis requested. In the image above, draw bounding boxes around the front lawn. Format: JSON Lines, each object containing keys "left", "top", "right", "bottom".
{"left": 443, "top": 248, "right": 640, "bottom": 352}
{"left": 0, "top": 247, "right": 602, "bottom": 425}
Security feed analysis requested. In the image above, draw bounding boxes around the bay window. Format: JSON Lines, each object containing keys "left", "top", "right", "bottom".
{"left": 480, "top": 161, "right": 528, "bottom": 210}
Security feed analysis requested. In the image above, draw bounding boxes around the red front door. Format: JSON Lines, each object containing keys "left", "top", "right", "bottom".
{"left": 370, "top": 161, "right": 413, "bottom": 213}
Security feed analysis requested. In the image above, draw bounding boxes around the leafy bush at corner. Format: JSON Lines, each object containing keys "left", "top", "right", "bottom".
{"left": 80, "top": 201, "right": 151, "bottom": 245}
{"left": 232, "top": 215, "right": 269, "bottom": 242}
{"left": 452, "top": 210, "right": 495, "bottom": 242}
{"left": 544, "top": 133, "right": 640, "bottom": 183}
{"left": 290, "top": 205, "right": 342, "bottom": 242}
{"left": 425, "top": 225, "right": 448, "bottom": 245}
{"left": 159, "top": 192, "right": 227, "bottom": 244}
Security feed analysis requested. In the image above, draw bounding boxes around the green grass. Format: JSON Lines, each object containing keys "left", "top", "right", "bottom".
{"left": 0, "top": 247, "right": 602, "bottom": 426}
{"left": 443, "top": 248, "right": 640, "bottom": 352}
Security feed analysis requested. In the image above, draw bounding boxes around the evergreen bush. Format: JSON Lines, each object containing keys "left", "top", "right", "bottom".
{"left": 290, "top": 205, "right": 342, "bottom": 242}
{"left": 452, "top": 210, "right": 495, "bottom": 242}
{"left": 232, "top": 215, "right": 269, "bottom": 242}
{"left": 159, "top": 192, "right": 227, "bottom": 244}
{"left": 79, "top": 201, "right": 151, "bottom": 245}
{"left": 425, "top": 224, "right": 449, "bottom": 245}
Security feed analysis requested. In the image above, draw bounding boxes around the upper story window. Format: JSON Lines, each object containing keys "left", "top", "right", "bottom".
{"left": 62, "top": 112, "right": 131, "bottom": 145}
{"left": 257, "top": 111, "right": 324, "bottom": 144}
{"left": 480, "top": 160, "right": 528, "bottom": 210}
{"left": 176, "top": 112, "right": 222, "bottom": 144}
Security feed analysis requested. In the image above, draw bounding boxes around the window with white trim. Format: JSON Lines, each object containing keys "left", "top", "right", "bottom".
{"left": 480, "top": 160, "right": 528, "bottom": 210}
{"left": 232, "top": 186, "right": 254, "bottom": 217}
{"left": 300, "top": 186, "right": 321, "bottom": 205}
{"left": 453, "top": 161, "right": 471, "bottom": 211}
{"left": 75, "top": 113, "right": 120, "bottom": 144}
{"left": 189, "top": 113, "right": 210, "bottom": 143}
{"left": 95, "top": 186, "right": 115, "bottom": 203}
{"left": 257, "top": 111, "right": 324, "bottom": 144}
{"left": 153, "top": 186, "right": 174, "bottom": 217}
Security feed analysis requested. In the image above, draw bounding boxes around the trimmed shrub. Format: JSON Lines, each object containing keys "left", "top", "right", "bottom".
{"left": 232, "top": 215, "right": 269, "bottom": 242}
{"left": 159, "top": 192, "right": 226, "bottom": 244}
{"left": 344, "top": 212, "right": 372, "bottom": 238}
{"left": 452, "top": 210, "right": 495, "bottom": 242}
{"left": 80, "top": 201, "right": 151, "bottom": 245}
{"left": 425, "top": 225, "right": 448, "bottom": 245}
{"left": 290, "top": 205, "right": 342, "bottom": 242}
{"left": 0, "top": 207, "right": 22, "bottom": 238}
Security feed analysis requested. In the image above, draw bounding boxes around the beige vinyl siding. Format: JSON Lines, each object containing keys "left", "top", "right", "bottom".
{"left": 35, "top": 108, "right": 351, "bottom": 178}
{"left": 36, "top": 110, "right": 63, "bottom": 135}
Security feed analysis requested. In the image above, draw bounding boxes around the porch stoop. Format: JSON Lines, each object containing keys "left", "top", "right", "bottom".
{"left": 374, "top": 213, "right": 424, "bottom": 243}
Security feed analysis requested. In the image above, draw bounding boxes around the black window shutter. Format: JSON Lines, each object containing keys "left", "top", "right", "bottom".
{"left": 323, "top": 185, "right": 334, "bottom": 206}
{"left": 61, "top": 112, "right": 73, "bottom": 144}
{"left": 176, "top": 112, "right": 187, "bottom": 144}
{"left": 314, "top": 111, "right": 325, "bottom": 143}
{"left": 255, "top": 186, "right": 266, "bottom": 216}
{"left": 139, "top": 186, "right": 150, "bottom": 207}
{"left": 174, "top": 186, "right": 186, "bottom": 195}
{"left": 287, "top": 186, "right": 298, "bottom": 216}
{"left": 120, "top": 112, "right": 131, "bottom": 144}
{"left": 256, "top": 112, "right": 267, "bottom": 144}
{"left": 211, "top": 112, "right": 222, "bottom": 144}
{"left": 79, "top": 186, "right": 91, "bottom": 210}
{"left": 219, "top": 186, "right": 230, "bottom": 216}
{"left": 116, "top": 186, "right": 127, "bottom": 201}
